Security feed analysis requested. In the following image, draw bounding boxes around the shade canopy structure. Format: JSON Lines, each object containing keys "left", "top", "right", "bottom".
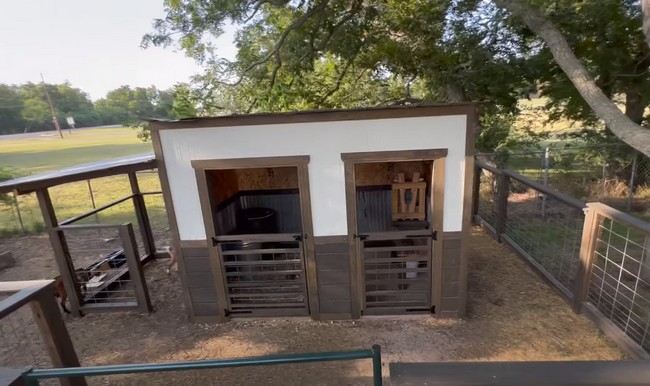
{"left": 0, "top": 153, "right": 155, "bottom": 195}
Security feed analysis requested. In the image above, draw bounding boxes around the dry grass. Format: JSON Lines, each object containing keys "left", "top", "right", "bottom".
{"left": 0, "top": 228, "right": 624, "bottom": 385}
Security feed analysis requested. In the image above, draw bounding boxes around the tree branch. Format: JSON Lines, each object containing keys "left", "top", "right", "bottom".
{"left": 222, "top": 1, "right": 329, "bottom": 87}
{"left": 494, "top": 0, "right": 650, "bottom": 157}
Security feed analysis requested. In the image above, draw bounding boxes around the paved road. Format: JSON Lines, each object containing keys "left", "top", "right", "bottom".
{"left": 0, "top": 125, "right": 122, "bottom": 140}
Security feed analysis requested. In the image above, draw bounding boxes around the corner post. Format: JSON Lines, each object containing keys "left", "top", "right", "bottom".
{"left": 118, "top": 224, "right": 153, "bottom": 313}
{"left": 573, "top": 204, "right": 599, "bottom": 312}
{"left": 128, "top": 172, "right": 156, "bottom": 258}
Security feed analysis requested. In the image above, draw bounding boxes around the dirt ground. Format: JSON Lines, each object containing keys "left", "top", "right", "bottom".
{"left": 0, "top": 227, "right": 624, "bottom": 385}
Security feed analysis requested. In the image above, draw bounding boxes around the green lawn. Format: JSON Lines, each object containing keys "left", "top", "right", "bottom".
{"left": 0, "top": 128, "right": 165, "bottom": 235}
{"left": 0, "top": 127, "right": 152, "bottom": 174}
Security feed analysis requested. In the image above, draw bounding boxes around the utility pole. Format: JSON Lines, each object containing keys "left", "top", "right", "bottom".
{"left": 40, "top": 73, "right": 63, "bottom": 139}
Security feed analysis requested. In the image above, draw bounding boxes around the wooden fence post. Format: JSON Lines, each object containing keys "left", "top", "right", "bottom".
{"left": 573, "top": 204, "right": 599, "bottom": 313}
{"left": 29, "top": 290, "right": 87, "bottom": 386}
{"left": 118, "top": 224, "right": 153, "bottom": 313}
{"left": 128, "top": 172, "right": 156, "bottom": 258}
{"left": 471, "top": 166, "right": 481, "bottom": 222}
{"left": 495, "top": 172, "right": 509, "bottom": 242}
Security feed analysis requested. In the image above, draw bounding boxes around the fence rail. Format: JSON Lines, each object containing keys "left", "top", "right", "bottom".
{"left": 22, "top": 346, "right": 383, "bottom": 386}
{"left": 474, "top": 160, "right": 650, "bottom": 358}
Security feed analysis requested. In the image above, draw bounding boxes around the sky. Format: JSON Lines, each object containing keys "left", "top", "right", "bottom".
{"left": 0, "top": 0, "right": 237, "bottom": 100}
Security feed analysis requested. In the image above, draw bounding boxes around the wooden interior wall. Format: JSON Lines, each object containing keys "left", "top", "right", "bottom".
{"left": 354, "top": 161, "right": 432, "bottom": 186}
{"left": 237, "top": 167, "right": 299, "bottom": 190}
{"left": 210, "top": 169, "right": 239, "bottom": 204}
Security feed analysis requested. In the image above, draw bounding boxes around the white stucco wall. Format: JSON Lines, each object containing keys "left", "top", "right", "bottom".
{"left": 160, "top": 115, "right": 467, "bottom": 240}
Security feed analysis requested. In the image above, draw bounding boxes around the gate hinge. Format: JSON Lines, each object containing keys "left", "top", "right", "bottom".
{"left": 224, "top": 309, "right": 231, "bottom": 317}
{"left": 432, "top": 231, "right": 438, "bottom": 241}
{"left": 354, "top": 234, "right": 369, "bottom": 241}
{"left": 431, "top": 305, "right": 436, "bottom": 314}
{"left": 293, "top": 235, "right": 303, "bottom": 241}
{"left": 211, "top": 237, "right": 219, "bottom": 247}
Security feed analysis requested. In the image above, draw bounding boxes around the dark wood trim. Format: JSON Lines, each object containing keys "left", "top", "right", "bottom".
{"left": 150, "top": 129, "right": 196, "bottom": 320}
{"left": 458, "top": 107, "right": 478, "bottom": 317}
{"left": 129, "top": 172, "right": 156, "bottom": 257}
{"left": 118, "top": 224, "right": 153, "bottom": 313}
{"left": 582, "top": 302, "right": 650, "bottom": 360}
{"left": 191, "top": 155, "right": 310, "bottom": 170}
{"left": 8, "top": 159, "right": 156, "bottom": 195}
{"left": 341, "top": 149, "right": 448, "bottom": 163}
{"left": 297, "top": 163, "right": 320, "bottom": 319}
{"left": 180, "top": 240, "right": 209, "bottom": 248}
{"left": 149, "top": 104, "right": 477, "bottom": 131}
{"left": 194, "top": 169, "right": 230, "bottom": 322}
{"left": 432, "top": 157, "right": 445, "bottom": 313}
{"left": 389, "top": 360, "right": 650, "bottom": 386}
{"left": 30, "top": 289, "right": 87, "bottom": 386}
{"left": 344, "top": 161, "right": 362, "bottom": 319}
{"left": 471, "top": 165, "right": 481, "bottom": 222}
{"left": 313, "top": 235, "right": 348, "bottom": 245}
{"left": 36, "top": 189, "right": 83, "bottom": 317}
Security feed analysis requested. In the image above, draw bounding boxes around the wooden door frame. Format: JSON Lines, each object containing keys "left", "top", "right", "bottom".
{"left": 191, "top": 155, "right": 319, "bottom": 320}
{"left": 341, "top": 148, "right": 448, "bottom": 318}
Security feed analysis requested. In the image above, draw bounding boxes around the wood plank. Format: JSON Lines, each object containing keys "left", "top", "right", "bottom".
{"left": 118, "top": 224, "right": 152, "bottom": 313}
{"left": 30, "top": 290, "right": 87, "bottom": 386}
{"left": 389, "top": 361, "right": 650, "bottom": 386}
{"left": 36, "top": 189, "right": 83, "bottom": 317}
{"left": 341, "top": 149, "right": 448, "bottom": 163}
{"left": 129, "top": 172, "right": 156, "bottom": 257}
{"left": 313, "top": 235, "right": 348, "bottom": 245}
{"left": 344, "top": 161, "right": 362, "bottom": 319}
{"left": 297, "top": 162, "right": 320, "bottom": 320}
{"left": 220, "top": 248, "right": 300, "bottom": 256}
{"left": 574, "top": 207, "right": 598, "bottom": 312}
{"left": 318, "top": 300, "right": 352, "bottom": 314}
{"left": 318, "top": 285, "right": 351, "bottom": 301}
{"left": 151, "top": 128, "right": 195, "bottom": 321}
{"left": 191, "top": 155, "right": 310, "bottom": 170}
{"left": 432, "top": 156, "right": 445, "bottom": 316}
{"left": 315, "top": 253, "right": 350, "bottom": 270}
{"left": 0, "top": 280, "right": 53, "bottom": 294}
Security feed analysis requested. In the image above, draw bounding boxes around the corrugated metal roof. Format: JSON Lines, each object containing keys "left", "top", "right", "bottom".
{"left": 0, "top": 153, "right": 156, "bottom": 195}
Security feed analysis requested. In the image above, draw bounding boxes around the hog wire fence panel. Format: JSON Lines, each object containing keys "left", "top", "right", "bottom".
{"left": 476, "top": 168, "right": 497, "bottom": 232}
{"left": 586, "top": 209, "right": 650, "bottom": 353}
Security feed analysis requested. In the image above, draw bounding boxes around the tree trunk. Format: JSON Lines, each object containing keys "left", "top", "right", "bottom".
{"left": 643, "top": 0, "right": 650, "bottom": 51}
{"left": 625, "top": 91, "right": 645, "bottom": 125}
{"left": 493, "top": 0, "right": 650, "bottom": 158}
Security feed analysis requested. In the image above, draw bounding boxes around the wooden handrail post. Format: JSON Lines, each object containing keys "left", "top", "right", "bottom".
{"left": 573, "top": 204, "right": 599, "bottom": 313}
{"left": 128, "top": 172, "right": 156, "bottom": 258}
{"left": 118, "top": 224, "right": 153, "bottom": 313}
{"left": 495, "top": 173, "right": 509, "bottom": 242}
{"left": 29, "top": 289, "right": 87, "bottom": 386}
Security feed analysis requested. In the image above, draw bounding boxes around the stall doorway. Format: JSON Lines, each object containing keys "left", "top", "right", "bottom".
{"left": 342, "top": 150, "right": 446, "bottom": 316}
{"left": 193, "top": 156, "right": 317, "bottom": 318}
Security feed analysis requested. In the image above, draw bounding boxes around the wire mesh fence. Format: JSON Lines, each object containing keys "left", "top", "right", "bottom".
{"left": 480, "top": 145, "right": 650, "bottom": 215}
{"left": 476, "top": 169, "right": 497, "bottom": 231}
{"left": 502, "top": 178, "right": 584, "bottom": 295}
{"left": 475, "top": 158, "right": 650, "bottom": 356}
{"left": 587, "top": 214, "right": 650, "bottom": 352}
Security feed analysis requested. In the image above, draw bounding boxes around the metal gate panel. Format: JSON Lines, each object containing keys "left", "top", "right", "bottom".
{"left": 361, "top": 231, "right": 433, "bottom": 315}
{"left": 217, "top": 234, "right": 309, "bottom": 317}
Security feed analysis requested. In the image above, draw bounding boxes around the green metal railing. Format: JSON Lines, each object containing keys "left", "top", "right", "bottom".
{"left": 23, "top": 345, "right": 382, "bottom": 386}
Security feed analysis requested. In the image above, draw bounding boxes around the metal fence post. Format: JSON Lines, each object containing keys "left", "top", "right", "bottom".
{"left": 371, "top": 345, "right": 382, "bottom": 386}
{"left": 573, "top": 204, "right": 599, "bottom": 313}
{"left": 627, "top": 153, "right": 638, "bottom": 211}
{"left": 495, "top": 172, "right": 509, "bottom": 242}
{"left": 541, "top": 147, "right": 549, "bottom": 218}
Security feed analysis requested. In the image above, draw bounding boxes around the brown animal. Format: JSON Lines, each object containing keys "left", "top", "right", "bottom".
{"left": 53, "top": 269, "right": 88, "bottom": 315}
{"left": 165, "top": 245, "right": 178, "bottom": 274}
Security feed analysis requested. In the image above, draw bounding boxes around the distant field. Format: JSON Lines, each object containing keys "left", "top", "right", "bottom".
{"left": 0, "top": 127, "right": 164, "bottom": 235}
{"left": 0, "top": 127, "right": 152, "bottom": 174}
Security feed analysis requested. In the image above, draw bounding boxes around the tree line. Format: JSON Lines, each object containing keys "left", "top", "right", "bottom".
{"left": 0, "top": 82, "right": 196, "bottom": 135}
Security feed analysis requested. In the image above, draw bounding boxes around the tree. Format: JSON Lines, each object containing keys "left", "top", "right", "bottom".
{"left": 21, "top": 98, "right": 50, "bottom": 129}
{"left": 0, "top": 85, "right": 25, "bottom": 134}
{"left": 170, "top": 84, "right": 197, "bottom": 118}
{"left": 144, "top": 0, "right": 650, "bottom": 156}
